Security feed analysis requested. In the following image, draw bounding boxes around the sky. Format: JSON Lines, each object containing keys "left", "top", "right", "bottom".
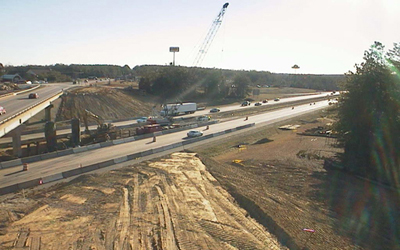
{"left": 1, "top": 0, "right": 399, "bottom": 74}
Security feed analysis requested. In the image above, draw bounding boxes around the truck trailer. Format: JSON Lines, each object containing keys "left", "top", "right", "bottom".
{"left": 160, "top": 103, "right": 197, "bottom": 116}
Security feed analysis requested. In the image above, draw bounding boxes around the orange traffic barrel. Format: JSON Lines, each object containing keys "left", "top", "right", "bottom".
{"left": 23, "top": 163, "right": 29, "bottom": 171}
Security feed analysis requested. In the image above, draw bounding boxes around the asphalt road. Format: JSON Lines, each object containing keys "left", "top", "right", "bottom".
{"left": 0, "top": 99, "right": 332, "bottom": 188}
{"left": 0, "top": 91, "right": 335, "bottom": 144}
{"left": 0, "top": 83, "right": 74, "bottom": 122}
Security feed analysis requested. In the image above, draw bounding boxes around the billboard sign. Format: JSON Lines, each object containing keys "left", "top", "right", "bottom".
{"left": 169, "top": 47, "right": 179, "bottom": 52}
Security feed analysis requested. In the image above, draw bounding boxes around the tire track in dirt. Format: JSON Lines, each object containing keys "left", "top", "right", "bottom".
{"left": 114, "top": 187, "right": 131, "bottom": 250}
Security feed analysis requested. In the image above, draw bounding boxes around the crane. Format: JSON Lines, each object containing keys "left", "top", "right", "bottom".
{"left": 192, "top": 2, "right": 229, "bottom": 67}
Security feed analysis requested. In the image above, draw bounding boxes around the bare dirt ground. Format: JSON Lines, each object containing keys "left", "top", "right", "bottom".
{"left": 194, "top": 114, "right": 400, "bottom": 250}
{"left": 0, "top": 153, "right": 285, "bottom": 250}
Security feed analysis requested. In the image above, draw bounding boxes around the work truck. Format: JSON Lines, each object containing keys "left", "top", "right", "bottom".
{"left": 160, "top": 103, "right": 197, "bottom": 116}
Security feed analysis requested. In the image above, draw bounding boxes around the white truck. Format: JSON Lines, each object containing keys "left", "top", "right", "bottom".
{"left": 160, "top": 103, "right": 197, "bottom": 116}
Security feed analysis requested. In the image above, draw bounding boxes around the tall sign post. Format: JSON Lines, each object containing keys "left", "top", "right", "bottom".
{"left": 169, "top": 47, "right": 179, "bottom": 66}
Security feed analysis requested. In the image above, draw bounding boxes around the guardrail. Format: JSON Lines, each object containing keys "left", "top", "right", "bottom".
{"left": 0, "top": 123, "right": 255, "bottom": 195}
{"left": 0, "top": 90, "right": 63, "bottom": 137}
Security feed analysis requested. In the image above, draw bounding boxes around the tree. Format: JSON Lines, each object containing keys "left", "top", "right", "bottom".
{"left": 203, "top": 71, "right": 224, "bottom": 97}
{"left": 336, "top": 42, "right": 400, "bottom": 187}
{"left": 232, "top": 74, "right": 251, "bottom": 98}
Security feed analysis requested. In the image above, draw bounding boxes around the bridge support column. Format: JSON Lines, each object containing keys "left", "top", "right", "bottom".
{"left": 11, "top": 125, "right": 26, "bottom": 158}
{"left": 45, "top": 104, "right": 54, "bottom": 121}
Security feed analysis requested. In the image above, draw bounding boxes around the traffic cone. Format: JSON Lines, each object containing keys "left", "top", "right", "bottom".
{"left": 245, "top": 116, "right": 248, "bottom": 121}
{"left": 153, "top": 136, "right": 156, "bottom": 142}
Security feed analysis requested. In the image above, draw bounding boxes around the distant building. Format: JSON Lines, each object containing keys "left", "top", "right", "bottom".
{"left": 1, "top": 74, "right": 23, "bottom": 83}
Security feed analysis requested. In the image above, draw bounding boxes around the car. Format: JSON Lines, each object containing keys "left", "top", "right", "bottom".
{"left": 187, "top": 130, "right": 203, "bottom": 138}
{"left": 262, "top": 99, "right": 268, "bottom": 103}
{"left": 254, "top": 102, "right": 262, "bottom": 106}
{"left": 274, "top": 98, "right": 280, "bottom": 101}
{"left": 136, "top": 117, "right": 148, "bottom": 123}
{"left": 26, "top": 81, "right": 32, "bottom": 84}
{"left": 0, "top": 106, "right": 6, "bottom": 115}
{"left": 197, "top": 115, "right": 211, "bottom": 121}
{"left": 28, "top": 93, "right": 39, "bottom": 99}
{"left": 210, "top": 108, "right": 220, "bottom": 113}
{"left": 241, "top": 101, "right": 251, "bottom": 106}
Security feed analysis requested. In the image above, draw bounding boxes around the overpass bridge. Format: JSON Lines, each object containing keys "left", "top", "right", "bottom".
{"left": 0, "top": 83, "right": 72, "bottom": 156}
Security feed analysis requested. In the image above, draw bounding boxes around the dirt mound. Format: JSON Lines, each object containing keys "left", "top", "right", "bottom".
{"left": 57, "top": 87, "right": 160, "bottom": 121}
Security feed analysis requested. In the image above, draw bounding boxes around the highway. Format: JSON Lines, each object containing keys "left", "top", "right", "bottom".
{"left": 0, "top": 83, "right": 72, "bottom": 122}
{"left": 0, "top": 99, "right": 332, "bottom": 188}
{"left": 0, "top": 91, "right": 335, "bottom": 144}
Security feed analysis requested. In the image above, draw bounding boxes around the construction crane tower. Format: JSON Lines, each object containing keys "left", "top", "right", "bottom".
{"left": 192, "top": 2, "right": 229, "bottom": 67}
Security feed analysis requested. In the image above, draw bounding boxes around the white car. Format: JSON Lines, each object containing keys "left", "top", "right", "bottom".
{"left": 197, "top": 115, "right": 210, "bottom": 121}
{"left": 136, "top": 117, "right": 148, "bottom": 123}
{"left": 187, "top": 130, "right": 203, "bottom": 138}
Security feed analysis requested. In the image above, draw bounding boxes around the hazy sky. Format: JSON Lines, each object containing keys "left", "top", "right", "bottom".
{"left": 1, "top": 0, "right": 399, "bottom": 74}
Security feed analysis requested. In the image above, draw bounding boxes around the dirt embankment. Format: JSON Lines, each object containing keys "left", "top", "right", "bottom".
{"left": 57, "top": 87, "right": 160, "bottom": 122}
{"left": 195, "top": 116, "right": 399, "bottom": 250}
{"left": 0, "top": 153, "right": 285, "bottom": 250}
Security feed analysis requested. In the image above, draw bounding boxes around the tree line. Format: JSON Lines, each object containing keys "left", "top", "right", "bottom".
{"left": 2, "top": 64, "right": 132, "bottom": 82}
{"left": 135, "top": 65, "right": 344, "bottom": 101}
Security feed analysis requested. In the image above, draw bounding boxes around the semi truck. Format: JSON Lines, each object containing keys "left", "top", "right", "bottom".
{"left": 160, "top": 103, "right": 197, "bottom": 116}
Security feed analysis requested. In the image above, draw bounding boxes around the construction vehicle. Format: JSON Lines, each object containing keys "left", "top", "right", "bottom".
{"left": 136, "top": 124, "right": 163, "bottom": 135}
{"left": 160, "top": 103, "right": 197, "bottom": 116}
{"left": 82, "top": 109, "right": 116, "bottom": 142}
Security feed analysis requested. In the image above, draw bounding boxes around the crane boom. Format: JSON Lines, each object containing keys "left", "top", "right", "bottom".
{"left": 193, "top": 2, "right": 229, "bottom": 67}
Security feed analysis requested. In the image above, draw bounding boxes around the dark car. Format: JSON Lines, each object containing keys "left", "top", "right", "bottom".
{"left": 210, "top": 108, "right": 220, "bottom": 113}
{"left": 254, "top": 102, "right": 262, "bottom": 106}
{"left": 262, "top": 99, "right": 268, "bottom": 103}
{"left": 28, "top": 93, "right": 39, "bottom": 99}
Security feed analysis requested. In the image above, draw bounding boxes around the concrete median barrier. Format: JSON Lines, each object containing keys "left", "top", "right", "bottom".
{"left": 22, "top": 155, "right": 42, "bottom": 164}
{"left": 40, "top": 152, "right": 59, "bottom": 160}
{"left": 98, "top": 160, "right": 115, "bottom": 168}
{"left": 0, "top": 184, "right": 19, "bottom": 195}
{"left": 112, "top": 138, "right": 125, "bottom": 145}
{"left": 127, "top": 153, "right": 141, "bottom": 160}
{"left": 81, "top": 164, "right": 100, "bottom": 173}
{"left": 42, "top": 173, "right": 64, "bottom": 184}
{"left": 123, "top": 137, "right": 135, "bottom": 143}
{"left": 171, "top": 142, "right": 183, "bottom": 148}
{"left": 87, "top": 144, "right": 101, "bottom": 150}
{"left": 203, "top": 134, "right": 213, "bottom": 139}
{"left": 0, "top": 159, "right": 22, "bottom": 169}
{"left": 57, "top": 149, "right": 74, "bottom": 157}
{"left": 141, "top": 150, "right": 153, "bottom": 157}
{"left": 212, "top": 131, "right": 226, "bottom": 137}
{"left": 163, "top": 144, "right": 174, "bottom": 151}
{"left": 152, "top": 147, "right": 164, "bottom": 154}
{"left": 100, "top": 141, "right": 113, "bottom": 147}
{"left": 182, "top": 140, "right": 192, "bottom": 146}
{"left": 73, "top": 147, "right": 88, "bottom": 153}
{"left": 62, "top": 168, "right": 83, "bottom": 178}
{"left": 224, "top": 129, "right": 233, "bottom": 133}
{"left": 18, "top": 178, "right": 42, "bottom": 190}
{"left": 113, "top": 156, "right": 128, "bottom": 164}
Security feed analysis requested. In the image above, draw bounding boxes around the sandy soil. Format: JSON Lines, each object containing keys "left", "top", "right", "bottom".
{"left": 0, "top": 153, "right": 286, "bottom": 250}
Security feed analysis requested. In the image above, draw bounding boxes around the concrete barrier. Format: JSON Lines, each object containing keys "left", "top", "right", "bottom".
{"left": 123, "top": 137, "right": 135, "bottom": 143}
{"left": 40, "top": 152, "right": 59, "bottom": 161}
{"left": 112, "top": 138, "right": 125, "bottom": 145}
{"left": 171, "top": 142, "right": 183, "bottom": 148}
{"left": 18, "top": 178, "right": 42, "bottom": 190}
{"left": 73, "top": 147, "right": 88, "bottom": 153}
{"left": 224, "top": 129, "right": 233, "bottom": 133}
{"left": 212, "top": 131, "right": 226, "bottom": 137}
{"left": 140, "top": 150, "right": 153, "bottom": 157}
{"left": 57, "top": 149, "right": 74, "bottom": 157}
{"left": 113, "top": 156, "right": 127, "bottom": 164}
{"left": 100, "top": 141, "right": 113, "bottom": 148}
{"left": 127, "top": 153, "right": 141, "bottom": 160}
{"left": 203, "top": 134, "right": 213, "bottom": 139}
{"left": 87, "top": 144, "right": 101, "bottom": 150}
{"left": 1, "top": 159, "right": 22, "bottom": 169}
{"left": 0, "top": 184, "right": 19, "bottom": 195}
{"left": 22, "top": 155, "right": 42, "bottom": 164}
{"left": 98, "top": 160, "right": 115, "bottom": 168}
{"left": 81, "top": 164, "right": 100, "bottom": 173}
{"left": 163, "top": 144, "right": 174, "bottom": 151}
{"left": 62, "top": 168, "right": 83, "bottom": 178}
{"left": 230, "top": 128, "right": 237, "bottom": 132}
{"left": 182, "top": 140, "right": 192, "bottom": 146}
{"left": 42, "top": 173, "right": 64, "bottom": 184}
{"left": 152, "top": 147, "right": 165, "bottom": 154}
